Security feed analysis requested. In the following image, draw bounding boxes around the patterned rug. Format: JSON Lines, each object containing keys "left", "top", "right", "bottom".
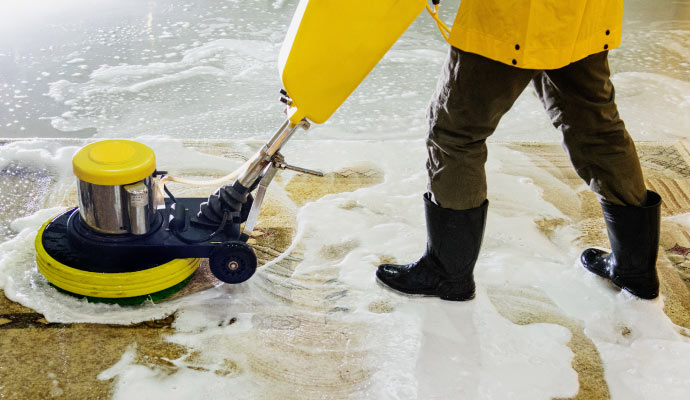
{"left": 1, "top": 139, "right": 688, "bottom": 400}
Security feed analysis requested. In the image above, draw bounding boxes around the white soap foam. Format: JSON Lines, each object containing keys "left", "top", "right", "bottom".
{"left": 613, "top": 72, "right": 690, "bottom": 141}
{"left": 666, "top": 212, "right": 690, "bottom": 228}
{"left": 2, "top": 138, "right": 690, "bottom": 398}
{"left": 0, "top": 139, "right": 253, "bottom": 323}
{"left": 91, "top": 140, "right": 581, "bottom": 399}
{"left": 597, "top": 339, "right": 690, "bottom": 399}
{"left": 1, "top": 0, "right": 688, "bottom": 396}
{"left": 45, "top": 38, "right": 280, "bottom": 137}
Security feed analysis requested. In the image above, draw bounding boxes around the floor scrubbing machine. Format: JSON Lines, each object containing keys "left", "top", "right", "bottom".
{"left": 35, "top": 0, "right": 441, "bottom": 303}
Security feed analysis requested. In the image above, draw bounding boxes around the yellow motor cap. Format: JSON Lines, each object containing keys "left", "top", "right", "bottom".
{"left": 73, "top": 140, "right": 156, "bottom": 185}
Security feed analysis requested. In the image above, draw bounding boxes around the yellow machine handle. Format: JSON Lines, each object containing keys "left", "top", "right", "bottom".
{"left": 163, "top": 2, "right": 455, "bottom": 193}
{"left": 152, "top": 2, "right": 457, "bottom": 233}
{"left": 279, "top": 0, "right": 453, "bottom": 126}
{"left": 279, "top": 0, "right": 429, "bottom": 125}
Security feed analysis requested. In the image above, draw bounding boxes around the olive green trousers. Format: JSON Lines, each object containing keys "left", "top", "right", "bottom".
{"left": 426, "top": 47, "right": 647, "bottom": 210}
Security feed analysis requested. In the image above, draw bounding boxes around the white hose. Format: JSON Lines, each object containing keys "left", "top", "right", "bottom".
{"left": 157, "top": 153, "right": 260, "bottom": 198}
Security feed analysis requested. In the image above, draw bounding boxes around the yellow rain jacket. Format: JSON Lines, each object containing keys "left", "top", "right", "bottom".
{"left": 448, "top": 0, "right": 623, "bottom": 69}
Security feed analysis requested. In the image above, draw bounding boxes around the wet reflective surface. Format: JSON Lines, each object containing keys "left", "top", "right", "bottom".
{"left": 2, "top": 138, "right": 690, "bottom": 399}
{"left": 1, "top": 1, "right": 690, "bottom": 399}
{"left": 1, "top": 0, "right": 688, "bottom": 140}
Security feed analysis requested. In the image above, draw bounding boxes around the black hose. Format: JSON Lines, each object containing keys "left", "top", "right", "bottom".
{"left": 163, "top": 184, "right": 178, "bottom": 203}
{"left": 197, "top": 180, "right": 250, "bottom": 225}
{"left": 162, "top": 181, "right": 230, "bottom": 244}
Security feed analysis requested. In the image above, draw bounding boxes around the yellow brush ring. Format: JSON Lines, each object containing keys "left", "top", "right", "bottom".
{"left": 35, "top": 218, "right": 201, "bottom": 298}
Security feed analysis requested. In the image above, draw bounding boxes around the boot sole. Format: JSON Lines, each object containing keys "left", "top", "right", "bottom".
{"left": 375, "top": 276, "right": 437, "bottom": 298}
{"left": 375, "top": 276, "right": 475, "bottom": 301}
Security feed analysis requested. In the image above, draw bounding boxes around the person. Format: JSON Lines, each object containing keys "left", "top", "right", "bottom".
{"left": 376, "top": 0, "right": 662, "bottom": 301}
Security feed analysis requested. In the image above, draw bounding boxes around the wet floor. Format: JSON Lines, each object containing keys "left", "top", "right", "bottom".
{"left": 0, "top": 0, "right": 689, "bottom": 141}
{"left": 1, "top": 0, "right": 690, "bottom": 399}
{"left": 1, "top": 139, "right": 690, "bottom": 399}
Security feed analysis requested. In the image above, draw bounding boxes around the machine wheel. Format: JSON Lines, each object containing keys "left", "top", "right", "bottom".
{"left": 209, "top": 241, "right": 257, "bottom": 284}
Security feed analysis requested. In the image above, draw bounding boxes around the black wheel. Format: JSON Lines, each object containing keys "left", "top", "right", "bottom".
{"left": 209, "top": 241, "right": 257, "bottom": 284}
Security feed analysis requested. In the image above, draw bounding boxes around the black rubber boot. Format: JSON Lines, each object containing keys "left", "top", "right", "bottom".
{"left": 581, "top": 190, "right": 662, "bottom": 299}
{"left": 376, "top": 193, "right": 488, "bottom": 301}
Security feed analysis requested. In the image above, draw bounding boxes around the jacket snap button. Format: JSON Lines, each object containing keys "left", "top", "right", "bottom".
{"left": 515, "top": 44, "right": 520, "bottom": 50}
{"left": 604, "top": 44, "right": 609, "bottom": 49}
{"left": 511, "top": 59, "right": 517, "bottom": 65}
{"left": 606, "top": 29, "right": 610, "bottom": 35}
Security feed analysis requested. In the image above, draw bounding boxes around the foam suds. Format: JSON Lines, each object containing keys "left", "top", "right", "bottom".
{"left": 46, "top": 38, "right": 280, "bottom": 137}
{"left": 2, "top": 138, "right": 689, "bottom": 398}
{"left": 0, "top": 138, "right": 260, "bottom": 323}
{"left": 2, "top": 0, "right": 690, "bottom": 397}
